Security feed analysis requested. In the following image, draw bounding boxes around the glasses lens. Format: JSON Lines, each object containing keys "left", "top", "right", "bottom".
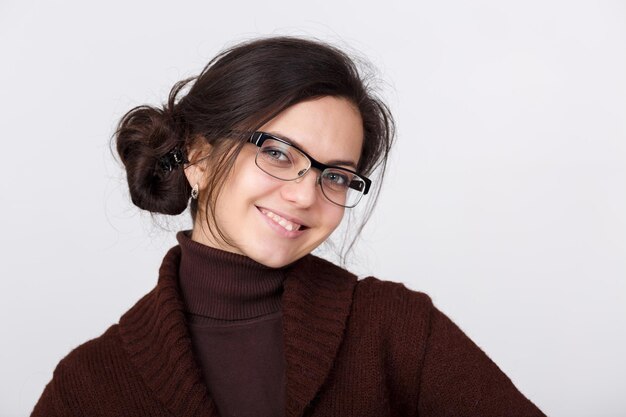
{"left": 320, "top": 169, "right": 366, "bottom": 208}
{"left": 255, "top": 138, "right": 310, "bottom": 180}
{"left": 254, "top": 136, "right": 366, "bottom": 208}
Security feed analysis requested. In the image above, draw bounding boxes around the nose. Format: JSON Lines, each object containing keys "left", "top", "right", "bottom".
{"left": 280, "top": 169, "right": 319, "bottom": 208}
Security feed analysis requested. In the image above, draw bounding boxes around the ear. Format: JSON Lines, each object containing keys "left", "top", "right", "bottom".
{"left": 183, "top": 141, "right": 212, "bottom": 190}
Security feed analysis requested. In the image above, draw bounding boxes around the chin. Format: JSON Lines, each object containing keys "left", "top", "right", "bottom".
{"left": 251, "top": 251, "right": 300, "bottom": 269}
{"left": 244, "top": 244, "right": 310, "bottom": 269}
{"left": 260, "top": 258, "right": 291, "bottom": 269}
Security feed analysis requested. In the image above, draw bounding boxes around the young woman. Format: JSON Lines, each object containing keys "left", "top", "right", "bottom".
{"left": 32, "top": 37, "right": 545, "bottom": 417}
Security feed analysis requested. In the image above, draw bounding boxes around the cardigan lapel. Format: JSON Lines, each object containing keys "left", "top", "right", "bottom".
{"left": 119, "top": 244, "right": 358, "bottom": 417}
{"left": 282, "top": 254, "right": 358, "bottom": 417}
{"left": 119, "top": 245, "right": 219, "bottom": 417}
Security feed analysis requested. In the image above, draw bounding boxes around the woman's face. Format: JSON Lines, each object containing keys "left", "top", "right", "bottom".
{"left": 191, "top": 96, "right": 364, "bottom": 268}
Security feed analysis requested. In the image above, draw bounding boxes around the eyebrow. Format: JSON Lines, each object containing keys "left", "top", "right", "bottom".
{"left": 270, "top": 131, "right": 358, "bottom": 169}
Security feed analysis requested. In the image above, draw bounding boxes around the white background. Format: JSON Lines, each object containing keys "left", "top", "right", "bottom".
{"left": 1, "top": 1, "right": 625, "bottom": 416}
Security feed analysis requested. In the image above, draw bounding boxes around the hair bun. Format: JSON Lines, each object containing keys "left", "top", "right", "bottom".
{"left": 115, "top": 105, "right": 191, "bottom": 215}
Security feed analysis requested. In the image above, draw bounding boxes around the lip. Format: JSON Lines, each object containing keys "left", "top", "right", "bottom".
{"left": 255, "top": 206, "right": 308, "bottom": 238}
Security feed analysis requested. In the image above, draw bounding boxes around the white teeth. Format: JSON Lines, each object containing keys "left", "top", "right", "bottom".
{"left": 261, "top": 209, "right": 301, "bottom": 232}
{"left": 278, "top": 220, "right": 292, "bottom": 231}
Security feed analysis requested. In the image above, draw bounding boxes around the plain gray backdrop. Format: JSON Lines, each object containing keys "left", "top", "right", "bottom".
{"left": 1, "top": 1, "right": 625, "bottom": 416}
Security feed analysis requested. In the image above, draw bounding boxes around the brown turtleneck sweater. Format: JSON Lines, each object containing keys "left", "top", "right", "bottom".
{"left": 177, "top": 230, "right": 286, "bottom": 417}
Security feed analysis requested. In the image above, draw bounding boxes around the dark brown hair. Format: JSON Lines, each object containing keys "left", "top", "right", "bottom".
{"left": 114, "top": 36, "right": 394, "bottom": 258}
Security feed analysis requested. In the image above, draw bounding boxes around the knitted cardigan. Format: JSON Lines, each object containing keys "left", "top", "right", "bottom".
{"left": 31, "top": 244, "right": 545, "bottom": 417}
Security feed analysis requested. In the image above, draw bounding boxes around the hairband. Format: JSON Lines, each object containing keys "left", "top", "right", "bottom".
{"left": 157, "top": 148, "right": 189, "bottom": 172}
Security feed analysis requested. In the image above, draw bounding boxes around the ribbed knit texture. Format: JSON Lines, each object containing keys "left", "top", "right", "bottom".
{"left": 177, "top": 230, "right": 285, "bottom": 321}
{"left": 31, "top": 242, "right": 546, "bottom": 417}
{"left": 176, "top": 230, "right": 287, "bottom": 417}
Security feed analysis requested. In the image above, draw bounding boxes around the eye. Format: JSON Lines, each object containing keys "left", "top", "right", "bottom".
{"left": 259, "top": 146, "right": 294, "bottom": 166}
{"left": 322, "top": 170, "right": 350, "bottom": 188}
{"left": 264, "top": 148, "right": 288, "bottom": 160}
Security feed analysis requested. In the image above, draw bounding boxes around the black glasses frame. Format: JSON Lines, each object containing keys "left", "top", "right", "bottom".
{"left": 248, "top": 131, "right": 372, "bottom": 196}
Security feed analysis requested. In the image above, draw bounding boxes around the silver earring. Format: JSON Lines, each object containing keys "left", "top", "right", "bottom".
{"left": 191, "top": 183, "right": 199, "bottom": 200}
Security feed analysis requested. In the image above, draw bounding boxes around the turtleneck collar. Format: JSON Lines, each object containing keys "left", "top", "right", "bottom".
{"left": 176, "top": 230, "right": 286, "bottom": 320}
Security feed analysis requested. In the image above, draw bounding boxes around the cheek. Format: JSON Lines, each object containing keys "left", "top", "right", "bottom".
{"left": 240, "top": 167, "right": 282, "bottom": 198}
{"left": 227, "top": 158, "right": 278, "bottom": 197}
{"left": 321, "top": 204, "right": 346, "bottom": 232}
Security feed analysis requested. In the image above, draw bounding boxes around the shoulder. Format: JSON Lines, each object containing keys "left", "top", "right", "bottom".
{"left": 52, "top": 324, "right": 123, "bottom": 382}
{"left": 33, "top": 324, "right": 151, "bottom": 415}
{"left": 354, "top": 275, "right": 435, "bottom": 319}
{"left": 351, "top": 274, "right": 437, "bottom": 355}
{"left": 31, "top": 325, "right": 125, "bottom": 414}
{"left": 44, "top": 324, "right": 129, "bottom": 405}
{"left": 294, "top": 255, "right": 436, "bottom": 348}
{"left": 303, "top": 254, "right": 435, "bottom": 320}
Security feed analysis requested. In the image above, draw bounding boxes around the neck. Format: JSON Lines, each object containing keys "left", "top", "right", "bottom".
{"left": 176, "top": 230, "right": 286, "bottom": 320}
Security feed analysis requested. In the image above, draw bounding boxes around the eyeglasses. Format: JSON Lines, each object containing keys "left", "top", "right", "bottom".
{"left": 248, "top": 131, "right": 371, "bottom": 208}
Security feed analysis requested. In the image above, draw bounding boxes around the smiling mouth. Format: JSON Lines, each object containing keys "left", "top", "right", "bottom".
{"left": 258, "top": 207, "right": 309, "bottom": 232}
